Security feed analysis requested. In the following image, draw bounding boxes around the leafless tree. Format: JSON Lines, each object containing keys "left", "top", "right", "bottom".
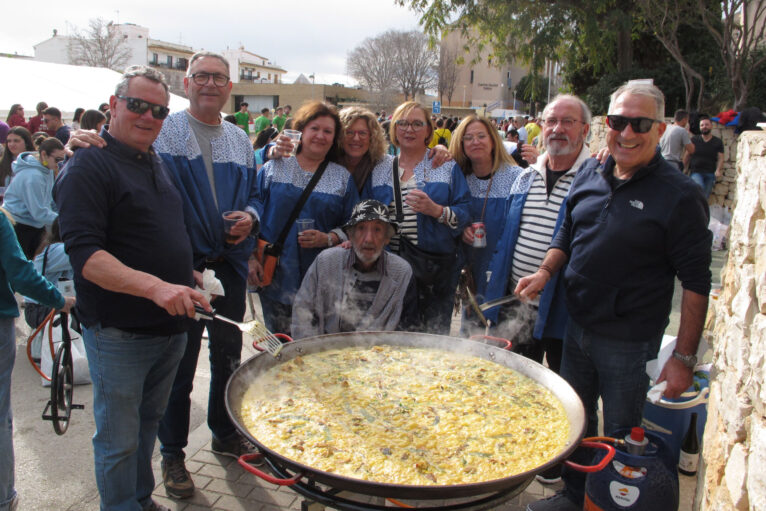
{"left": 67, "top": 18, "right": 132, "bottom": 71}
{"left": 699, "top": 0, "right": 766, "bottom": 109}
{"left": 391, "top": 31, "right": 438, "bottom": 101}
{"left": 347, "top": 30, "right": 437, "bottom": 103}
{"left": 438, "top": 43, "right": 460, "bottom": 105}
{"left": 347, "top": 31, "right": 398, "bottom": 98}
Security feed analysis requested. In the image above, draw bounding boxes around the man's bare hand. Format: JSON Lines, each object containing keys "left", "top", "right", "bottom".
{"left": 146, "top": 282, "right": 211, "bottom": 318}
{"left": 65, "top": 129, "right": 106, "bottom": 156}
{"left": 514, "top": 270, "right": 549, "bottom": 302}
{"left": 226, "top": 211, "right": 252, "bottom": 244}
{"left": 428, "top": 144, "right": 453, "bottom": 167}
{"left": 591, "top": 147, "right": 610, "bottom": 164}
{"left": 58, "top": 296, "right": 76, "bottom": 314}
{"left": 248, "top": 256, "right": 264, "bottom": 287}
{"left": 192, "top": 270, "right": 204, "bottom": 288}
{"left": 657, "top": 357, "right": 694, "bottom": 399}
{"left": 520, "top": 144, "right": 538, "bottom": 164}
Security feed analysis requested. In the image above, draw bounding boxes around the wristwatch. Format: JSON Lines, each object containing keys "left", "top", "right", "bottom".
{"left": 672, "top": 349, "right": 697, "bottom": 369}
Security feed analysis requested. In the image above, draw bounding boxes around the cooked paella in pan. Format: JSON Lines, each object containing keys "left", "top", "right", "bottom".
{"left": 240, "top": 344, "right": 569, "bottom": 486}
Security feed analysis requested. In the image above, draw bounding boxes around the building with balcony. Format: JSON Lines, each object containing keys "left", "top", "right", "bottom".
{"left": 147, "top": 39, "right": 193, "bottom": 95}
{"left": 221, "top": 47, "right": 287, "bottom": 86}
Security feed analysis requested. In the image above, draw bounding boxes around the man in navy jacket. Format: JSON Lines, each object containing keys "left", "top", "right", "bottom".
{"left": 520, "top": 82, "right": 711, "bottom": 511}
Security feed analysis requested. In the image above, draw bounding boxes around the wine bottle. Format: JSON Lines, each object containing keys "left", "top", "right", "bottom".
{"left": 678, "top": 412, "right": 700, "bottom": 475}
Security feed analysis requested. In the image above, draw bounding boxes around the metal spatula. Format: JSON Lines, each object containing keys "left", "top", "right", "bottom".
{"left": 194, "top": 306, "right": 284, "bottom": 356}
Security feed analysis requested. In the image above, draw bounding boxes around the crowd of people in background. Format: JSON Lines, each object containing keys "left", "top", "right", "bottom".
{"left": 0, "top": 51, "right": 741, "bottom": 511}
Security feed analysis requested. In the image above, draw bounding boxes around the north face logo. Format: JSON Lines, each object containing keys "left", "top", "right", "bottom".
{"left": 630, "top": 200, "right": 644, "bottom": 210}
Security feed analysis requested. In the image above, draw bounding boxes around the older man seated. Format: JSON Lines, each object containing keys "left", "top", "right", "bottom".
{"left": 291, "top": 199, "right": 417, "bottom": 339}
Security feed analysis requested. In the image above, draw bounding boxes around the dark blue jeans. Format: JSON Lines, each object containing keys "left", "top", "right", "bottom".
{"left": 690, "top": 172, "right": 716, "bottom": 199}
{"left": 83, "top": 325, "right": 186, "bottom": 511}
{"left": 560, "top": 319, "right": 663, "bottom": 504}
{"left": 158, "top": 261, "right": 245, "bottom": 459}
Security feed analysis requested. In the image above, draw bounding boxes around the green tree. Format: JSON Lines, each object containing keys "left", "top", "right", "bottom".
{"left": 396, "top": 0, "right": 639, "bottom": 76}
{"left": 515, "top": 75, "right": 549, "bottom": 114}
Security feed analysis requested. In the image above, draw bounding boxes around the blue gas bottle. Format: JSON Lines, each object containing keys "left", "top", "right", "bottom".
{"left": 584, "top": 427, "right": 679, "bottom": 511}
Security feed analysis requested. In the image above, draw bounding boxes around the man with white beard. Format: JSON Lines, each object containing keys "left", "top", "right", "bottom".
{"left": 291, "top": 200, "right": 417, "bottom": 339}
{"left": 484, "top": 94, "right": 592, "bottom": 483}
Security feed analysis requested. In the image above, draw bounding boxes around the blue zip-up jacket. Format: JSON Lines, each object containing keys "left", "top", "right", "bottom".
{"left": 551, "top": 151, "right": 712, "bottom": 342}
{"left": 459, "top": 163, "right": 523, "bottom": 302}
{"left": 256, "top": 157, "right": 358, "bottom": 305}
{"left": 3, "top": 152, "right": 58, "bottom": 228}
{"left": 0, "top": 212, "right": 64, "bottom": 317}
{"left": 485, "top": 146, "right": 592, "bottom": 337}
{"left": 362, "top": 154, "right": 471, "bottom": 254}
{"left": 153, "top": 112, "right": 259, "bottom": 279}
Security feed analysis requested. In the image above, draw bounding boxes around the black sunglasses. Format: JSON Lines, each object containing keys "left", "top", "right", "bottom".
{"left": 605, "top": 115, "right": 661, "bottom": 134}
{"left": 117, "top": 95, "right": 170, "bottom": 120}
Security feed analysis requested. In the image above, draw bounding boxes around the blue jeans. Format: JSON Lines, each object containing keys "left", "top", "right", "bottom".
{"left": 83, "top": 324, "right": 186, "bottom": 511}
{"left": 690, "top": 172, "right": 716, "bottom": 199}
{"left": 560, "top": 319, "right": 662, "bottom": 504}
{"left": 0, "top": 318, "right": 16, "bottom": 511}
{"left": 159, "top": 261, "right": 245, "bottom": 459}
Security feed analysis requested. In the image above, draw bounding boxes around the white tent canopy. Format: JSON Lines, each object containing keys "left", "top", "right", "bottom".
{"left": 0, "top": 57, "right": 189, "bottom": 122}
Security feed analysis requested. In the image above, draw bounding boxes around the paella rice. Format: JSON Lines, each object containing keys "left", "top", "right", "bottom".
{"left": 240, "top": 345, "right": 569, "bottom": 485}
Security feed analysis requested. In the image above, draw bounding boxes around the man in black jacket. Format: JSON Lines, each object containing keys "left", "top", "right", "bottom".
{"left": 520, "top": 81, "right": 711, "bottom": 511}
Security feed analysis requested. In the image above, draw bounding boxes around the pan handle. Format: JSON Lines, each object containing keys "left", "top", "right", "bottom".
{"left": 469, "top": 334, "right": 512, "bottom": 350}
{"left": 253, "top": 333, "right": 293, "bottom": 351}
{"left": 563, "top": 441, "right": 616, "bottom": 473}
{"left": 238, "top": 453, "right": 303, "bottom": 485}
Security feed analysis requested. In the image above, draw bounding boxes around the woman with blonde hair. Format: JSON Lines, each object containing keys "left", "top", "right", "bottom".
{"left": 450, "top": 114, "right": 524, "bottom": 335}
{"left": 337, "top": 107, "right": 387, "bottom": 191}
{"left": 365, "top": 101, "right": 470, "bottom": 334}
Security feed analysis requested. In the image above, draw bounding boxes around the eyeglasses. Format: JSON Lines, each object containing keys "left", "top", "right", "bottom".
{"left": 189, "top": 72, "right": 230, "bottom": 87}
{"left": 117, "top": 96, "right": 170, "bottom": 120}
{"left": 605, "top": 115, "right": 661, "bottom": 134}
{"left": 462, "top": 133, "right": 489, "bottom": 143}
{"left": 543, "top": 118, "right": 583, "bottom": 129}
{"left": 345, "top": 129, "right": 370, "bottom": 139}
{"left": 54, "top": 156, "right": 65, "bottom": 163}
{"left": 395, "top": 120, "right": 426, "bottom": 131}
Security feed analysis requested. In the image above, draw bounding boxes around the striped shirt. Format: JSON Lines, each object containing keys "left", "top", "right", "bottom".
{"left": 510, "top": 169, "right": 575, "bottom": 285}
{"left": 388, "top": 177, "right": 419, "bottom": 251}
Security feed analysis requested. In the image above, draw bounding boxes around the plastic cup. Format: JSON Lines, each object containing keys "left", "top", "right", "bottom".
{"left": 296, "top": 218, "right": 315, "bottom": 235}
{"left": 283, "top": 129, "right": 302, "bottom": 157}
{"left": 223, "top": 211, "right": 246, "bottom": 242}
{"left": 416, "top": 180, "right": 426, "bottom": 190}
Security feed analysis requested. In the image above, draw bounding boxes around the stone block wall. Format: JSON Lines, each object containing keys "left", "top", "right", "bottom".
{"left": 587, "top": 117, "right": 739, "bottom": 208}
{"left": 697, "top": 131, "right": 766, "bottom": 510}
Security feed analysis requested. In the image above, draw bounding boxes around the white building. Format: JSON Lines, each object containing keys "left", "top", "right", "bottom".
{"left": 221, "top": 47, "right": 287, "bottom": 85}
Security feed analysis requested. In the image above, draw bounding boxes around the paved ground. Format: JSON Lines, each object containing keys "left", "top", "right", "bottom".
{"left": 10, "top": 250, "right": 725, "bottom": 510}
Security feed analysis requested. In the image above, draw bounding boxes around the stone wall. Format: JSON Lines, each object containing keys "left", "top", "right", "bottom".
{"left": 587, "top": 117, "right": 739, "bottom": 208}
{"left": 697, "top": 131, "right": 766, "bottom": 510}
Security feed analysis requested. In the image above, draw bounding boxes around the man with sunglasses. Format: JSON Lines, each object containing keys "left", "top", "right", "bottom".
{"left": 151, "top": 50, "right": 260, "bottom": 501}
{"left": 54, "top": 65, "right": 212, "bottom": 511}
{"left": 520, "top": 82, "right": 711, "bottom": 511}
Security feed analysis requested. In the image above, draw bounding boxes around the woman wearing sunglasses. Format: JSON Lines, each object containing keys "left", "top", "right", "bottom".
{"left": 2, "top": 137, "right": 66, "bottom": 258}
{"left": 364, "top": 101, "right": 470, "bottom": 334}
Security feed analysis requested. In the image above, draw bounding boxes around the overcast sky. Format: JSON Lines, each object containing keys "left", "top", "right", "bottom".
{"left": 3, "top": 1, "right": 426, "bottom": 86}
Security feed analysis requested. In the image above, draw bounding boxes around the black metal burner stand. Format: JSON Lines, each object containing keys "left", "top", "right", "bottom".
{"left": 265, "top": 459, "right": 531, "bottom": 511}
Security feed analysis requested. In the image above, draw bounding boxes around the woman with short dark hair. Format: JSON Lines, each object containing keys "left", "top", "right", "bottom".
{"left": 79, "top": 109, "right": 107, "bottom": 131}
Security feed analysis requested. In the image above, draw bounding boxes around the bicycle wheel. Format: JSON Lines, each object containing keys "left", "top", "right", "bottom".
{"left": 50, "top": 342, "right": 74, "bottom": 435}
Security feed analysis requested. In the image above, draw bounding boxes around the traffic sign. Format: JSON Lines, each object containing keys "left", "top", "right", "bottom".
{"left": 432, "top": 101, "right": 441, "bottom": 114}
